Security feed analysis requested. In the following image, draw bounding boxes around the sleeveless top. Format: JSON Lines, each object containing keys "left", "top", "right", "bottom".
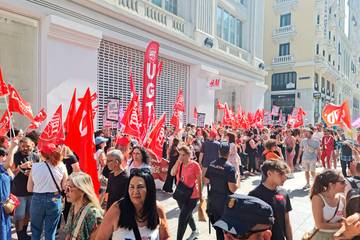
{"left": 112, "top": 226, "right": 159, "bottom": 240}
{"left": 318, "top": 194, "right": 345, "bottom": 233}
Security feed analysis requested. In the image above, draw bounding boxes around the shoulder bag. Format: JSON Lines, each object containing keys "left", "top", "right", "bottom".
{"left": 301, "top": 198, "right": 340, "bottom": 240}
{"left": 173, "top": 163, "right": 194, "bottom": 203}
{"left": 45, "top": 162, "right": 66, "bottom": 197}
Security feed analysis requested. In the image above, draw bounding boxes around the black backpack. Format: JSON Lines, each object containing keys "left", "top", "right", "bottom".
{"left": 346, "top": 177, "right": 360, "bottom": 217}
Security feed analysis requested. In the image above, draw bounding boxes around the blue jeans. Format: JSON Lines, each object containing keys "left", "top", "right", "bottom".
{"left": 30, "top": 193, "right": 62, "bottom": 240}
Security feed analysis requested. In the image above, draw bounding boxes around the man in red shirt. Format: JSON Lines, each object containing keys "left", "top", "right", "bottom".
{"left": 321, "top": 128, "right": 335, "bottom": 169}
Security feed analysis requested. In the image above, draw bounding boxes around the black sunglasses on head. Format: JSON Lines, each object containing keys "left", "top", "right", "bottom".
{"left": 130, "top": 167, "right": 152, "bottom": 175}
{"left": 224, "top": 228, "right": 270, "bottom": 240}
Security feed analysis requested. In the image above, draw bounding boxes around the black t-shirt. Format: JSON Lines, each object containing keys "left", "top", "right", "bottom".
{"left": 205, "top": 158, "right": 236, "bottom": 218}
{"left": 249, "top": 184, "right": 292, "bottom": 240}
{"left": 63, "top": 154, "right": 78, "bottom": 176}
{"left": 12, "top": 151, "right": 40, "bottom": 196}
{"left": 106, "top": 170, "right": 129, "bottom": 210}
{"left": 200, "top": 140, "right": 220, "bottom": 168}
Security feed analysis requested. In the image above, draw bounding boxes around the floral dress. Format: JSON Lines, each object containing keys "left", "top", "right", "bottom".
{"left": 63, "top": 203, "right": 103, "bottom": 240}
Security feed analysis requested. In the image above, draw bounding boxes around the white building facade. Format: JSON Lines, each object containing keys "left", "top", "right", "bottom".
{"left": 0, "top": 0, "right": 267, "bottom": 128}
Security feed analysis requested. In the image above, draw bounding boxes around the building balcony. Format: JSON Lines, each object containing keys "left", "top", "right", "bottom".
{"left": 216, "top": 38, "right": 250, "bottom": 62}
{"left": 115, "top": 0, "right": 186, "bottom": 34}
{"left": 272, "top": 25, "right": 296, "bottom": 40}
{"left": 272, "top": 55, "right": 294, "bottom": 65}
{"left": 273, "top": 0, "right": 299, "bottom": 12}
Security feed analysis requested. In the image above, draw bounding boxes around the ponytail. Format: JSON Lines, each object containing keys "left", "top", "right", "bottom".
{"left": 310, "top": 170, "right": 342, "bottom": 199}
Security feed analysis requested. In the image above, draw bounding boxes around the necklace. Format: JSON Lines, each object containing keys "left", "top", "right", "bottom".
{"left": 135, "top": 213, "right": 147, "bottom": 223}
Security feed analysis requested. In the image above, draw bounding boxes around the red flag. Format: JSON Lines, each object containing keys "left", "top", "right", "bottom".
{"left": 65, "top": 88, "right": 100, "bottom": 194}
{"left": 216, "top": 99, "right": 225, "bottom": 110}
{"left": 170, "top": 109, "right": 180, "bottom": 132}
{"left": 78, "top": 92, "right": 97, "bottom": 104}
{"left": 193, "top": 107, "right": 198, "bottom": 120}
{"left": 297, "top": 107, "right": 307, "bottom": 116}
{"left": 64, "top": 89, "right": 77, "bottom": 133}
{"left": 145, "top": 113, "right": 166, "bottom": 161}
{"left": 142, "top": 41, "right": 161, "bottom": 138}
{"left": 0, "top": 67, "right": 9, "bottom": 96}
{"left": 174, "top": 89, "right": 185, "bottom": 112}
{"left": 0, "top": 111, "right": 11, "bottom": 136}
{"left": 28, "top": 108, "right": 47, "bottom": 130}
{"left": 322, "top": 100, "right": 351, "bottom": 129}
{"left": 129, "top": 68, "right": 137, "bottom": 98}
{"left": 8, "top": 84, "right": 33, "bottom": 120}
{"left": 37, "top": 105, "right": 64, "bottom": 152}
{"left": 222, "top": 103, "right": 232, "bottom": 125}
{"left": 122, "top": 95, "right": 142, "bottom": 140}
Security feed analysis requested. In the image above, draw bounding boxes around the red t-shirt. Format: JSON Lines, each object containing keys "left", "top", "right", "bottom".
{"left": 176, "top": 160, "right": 201, "bottom": 199}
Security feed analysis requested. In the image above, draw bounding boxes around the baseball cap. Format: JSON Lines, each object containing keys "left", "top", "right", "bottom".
{"left": 116, "top": 136, "right": 130, "bottom": 147}
{"left": 95, "top": 136, "right": 108, "bottom": 145}
{"left": 219, "top": 142, "right": 230, "bottom": 156}
{"left": 214, "top": 194, "right": 274, "bottom": 236}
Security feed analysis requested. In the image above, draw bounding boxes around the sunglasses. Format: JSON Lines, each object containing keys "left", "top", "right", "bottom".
{"left": 224, "top": 228, "right": 270, "bottom": 239}
{"left": 130, "top": 167, "right": 152, "bottom": 175}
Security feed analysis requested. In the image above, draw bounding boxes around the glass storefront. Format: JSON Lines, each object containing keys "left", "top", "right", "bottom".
{"left": 0, "top": 9, "right": 38, "bottom": 128}
{"left": 271, "top": 94, "right": 295, "bottom": 116}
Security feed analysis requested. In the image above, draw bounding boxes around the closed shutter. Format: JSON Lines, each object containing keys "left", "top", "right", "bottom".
{"left": 97, "top": 40, "right": 189, "bottom": 129}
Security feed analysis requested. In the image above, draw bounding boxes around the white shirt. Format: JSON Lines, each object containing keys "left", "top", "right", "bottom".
{"left": 32, "top": 162, "right": 66, "bottom": 193}
{"left": 112, "top": 226, "right": 159, "bottom": 240}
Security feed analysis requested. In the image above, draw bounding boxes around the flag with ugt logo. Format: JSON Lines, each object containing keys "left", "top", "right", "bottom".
{"left": 122, "top": 95, "right": 142, "bottom": 140}
{"left": 145, "top": 113, "right": 166, "bottom": 162}
{"left": 0, "top": 111, "right": 11, "bottom": 136}
{"left": 322, "top": 100, "right": 351, "bottom": 129}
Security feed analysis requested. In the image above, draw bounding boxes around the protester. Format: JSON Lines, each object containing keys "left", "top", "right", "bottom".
{"left": 27, "top": 143, "right": 68, "bottom": 240}
{"left": 245, "top": 131, "right": 261, "bottom": 175}
{"left": 63, "top": 172, "right": 103, "bottom": 240}
{"left": 96, "top": 168, "right": 171, "bottom": 239}
{"left": 95, "top": 136, "right": 108, "bottom": 175}
{"left": 205, "top": 142, "right": 240, "bottom": 240}
{"left": 321, "top": 128, "right": 335, "bottom": 169}
{"left": 249, "top": 160, "right": 293, "bottom": 240}
{"left": 340, "top": 139, "right": 353, "bottom": 177}
{"left": 128, "top": 146, "right": 151, "bottom": 173}
{"left": 292, "top": 128, "right": 302, "bottom": 170}
{"left": 105, "top": 150, "right": 129, "bottom": 210}
{"left": 310, "top": 169, "right": 346, "bottom": 239}
{"left": 0, "top": 148, "right": 11, "bottom": 240}
{"left": 227, "top": 132, "right": 241, "bottom": 177}
{"left": 213, "top": 194, "right": 274, "bottom": 240}
{"left": 198, "top": 129, "right": 220, "bottom": 179}
{"left": 7, "top": 137, "right": 39, "bottom": 240}
{"left": 171, "top": 145, "right": 202, "bottom": 240}
{"left": 284, "top": 129, "right": 295, "bottom": 178}
{"left": 298, "top": 128, "right": 321, "bottom": 189}
{"left": 162, "top": 137, "right": 180, "bottom": 193}
{"left": 263, "top": 139, "right": 283, "bottom": 161}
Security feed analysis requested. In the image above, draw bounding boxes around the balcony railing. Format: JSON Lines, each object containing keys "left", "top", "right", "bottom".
{"left": 272, "top": 25, "right": 295, "bottom": 38}
{"left": 273, "top": 0, "right": 298, "bottom": 11}
{"left": 272, "top": 55, "right": 294, "bottom": 65}
{"left": 115, "top": 0, "right": 186, "bottom": 33}
{"left": 217, "top": 38, "right": 250, "bottom": 62}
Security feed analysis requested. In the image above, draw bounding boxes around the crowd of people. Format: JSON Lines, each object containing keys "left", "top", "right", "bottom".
{"left": 0, "top": 122, "right": 360, "bottom": 240}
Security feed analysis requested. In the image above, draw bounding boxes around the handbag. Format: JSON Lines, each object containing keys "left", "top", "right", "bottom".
{"left": 302, "top": 198, "right": 340, "bottom": 240}
{"left": 45, "top": 162, "right": 66, "bottom": 198}
{"left": 1, "top": 193, "right": 20, "bottom": 215}
{"left": 173, "top": 163, "right": 194, "bottom": 203}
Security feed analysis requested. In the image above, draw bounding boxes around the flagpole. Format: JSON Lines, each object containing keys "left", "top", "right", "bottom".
{"left": 4, "top": 96, "right": 15, "bottom": 138}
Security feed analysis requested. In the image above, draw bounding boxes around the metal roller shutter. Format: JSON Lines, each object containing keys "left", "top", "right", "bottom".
{"left": 97, "top": 39, "right": 189, "bottom": 129}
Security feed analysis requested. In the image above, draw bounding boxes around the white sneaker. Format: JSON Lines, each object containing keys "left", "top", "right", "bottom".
{"left": 187, "top": 230, "right": 200, "bottom": 240}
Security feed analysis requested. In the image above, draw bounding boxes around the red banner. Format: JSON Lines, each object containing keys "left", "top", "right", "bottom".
{"left": 216, "top": 99, "right": 225, "bottom": 110}
{"left": 0, "top": 67, "right": 9, "bottom": 97}
{"left": 8, "top": 84, "right": 33, "bottom": 120}
{"left": 142, "top": 41, "right": 161, "bottom": 138}
{"left": 174, "top": 89, "right": 185, "bottom": 112}
{"left": 122, "top": 95, "right": 142, "bottom": 139}
{"left": 64, "top": 89, "right": 77, "bottom": 133}
{"left": 28, "top": 108, "right": 47, "bottom": 130}
{"left": 322, "top": 100, "right": 351, "bottom": 129}
{"left": 0, "top": 111, "right": 11, "bottom": 136}
{"left": 145, "top": 113, "right": 166, "bottom": 161}
{"left": 170, "top": 109, "right": 180, "bottom": 131}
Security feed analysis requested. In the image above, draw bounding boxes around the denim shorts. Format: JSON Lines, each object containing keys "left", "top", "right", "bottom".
{"left": 14, "top": 195, "right": 32, "bottom": 220}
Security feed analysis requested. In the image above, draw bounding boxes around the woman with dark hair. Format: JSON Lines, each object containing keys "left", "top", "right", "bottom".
{"left": 96, "top": 168, "right": 171, "bottom": 239}
{"left": 226, "top": 132, "right": 240, "bottom": 178}
{"left": 245, "top": 131, "right": 260, "bottom": 175}
{"left": 284, "top": 129, "right": 295, "bottom": 178}
{"left": 128, "top": 146, "right": 151, "bottom": 173}
{"left": 292, "top": 128, "right": 301, "bottom": 170}
{"left": 162, "top": 138, "right": 180, "bottom": 193}
{"left": 27, "top": 144, "right": 68, "bottom": 240}
{"left": 310, "top": 170, "right": 346, "bottom": 239}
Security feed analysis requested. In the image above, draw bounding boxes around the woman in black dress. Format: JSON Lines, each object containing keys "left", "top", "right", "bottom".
{"left": 162, "top": 138, "right": 180, "bottom": 193}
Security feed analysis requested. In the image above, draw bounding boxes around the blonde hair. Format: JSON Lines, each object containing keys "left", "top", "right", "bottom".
{"left": 69, "top": 172, "right": 102, "bottom": 211}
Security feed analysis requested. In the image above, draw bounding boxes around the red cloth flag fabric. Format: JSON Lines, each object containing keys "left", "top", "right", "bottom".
{"left": 65, "top": 89, "right": 100, "bottom": 194}
{"left": 145, "top": 113, "right": 166, "bottom": 161}
{"left": 37, "top": 105, "right": 65, "bottom": 152}
{"left": 174, "top": 89, "right": 185, "bottom": 112}
{"left": 222, "top": 103, "right": 232, "bottom": 125}
{"left": 170, "top": 109, "right": 180, "bottom": 131}
{"left": 64, "top": 89, "right": 77, "bottom": 133}
{"left": 193, "top": 107, "right": 198, "bottom": 121}
{"left": 28, "top": 108, "right": 47, "bottom": 130}
{"left": 129, "top": 68, "right": 137, "bottom": 98}
{"left": 322, "top": 100, "right": 351, "bottom": 129}
{"left": 0, "top": 111, "right": 11, "bottom": 136}
{"left": 297, "top": 107, "right": 307, "bottom": 116}
{"left": 8, "top": 84, "right": 33, "bottom": 120}
{"left": 216, "top": 99, "right": 225, "bottom": 110}
{"left": 122, "top": 95, "right": 142, "bottom": 140}
{"left": 142, "top": 41, "right": 161, "bottom": 138}
{"left": 0, "top": 67, "right": 9, "bottom": 96}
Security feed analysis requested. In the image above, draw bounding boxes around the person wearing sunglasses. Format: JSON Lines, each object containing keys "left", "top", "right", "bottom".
{"left": 310, "top": 169, "right": 346, "bottom": 239}
{"left": 127, "top": 146, "right": 151, "bottom": 174}
{"left": 96, "top": 168, "right": 171, "bottom": 240}
{"left": 213, "top": 194, "right": 274, "bottom": 240}
{"left": 249, "top": 160, "right": 293, "bottom": 240}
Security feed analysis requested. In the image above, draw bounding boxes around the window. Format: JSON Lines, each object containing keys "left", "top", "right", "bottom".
{"left": 332, "top": 83, "right": 335, "bottom": 93}
{"left": 165, "top": 0, "right": 177, "bottom": 15}
{"left": 316, "top": 44, "right": 319, "bottom": 55}
{"left": 329, "top": 31, "right": 331, "bottom": 40}
{"left": 317, "top": 15, "right": 320, "bottom": 24}
{"left": 279, "top": 43, "right": 290, "bottom": 56}
{"left": 314, "top": 73, "right": 319, "bottom": 91}
{"left": 328, "top": 54, "right": 331, "bottom": 62}
{"left": 216, "top": 6, "right": 243, "bottom": 48}
{"left": 326, "top": 80, "right": 330, "bottom": 95}
{"left": 280, "top": 13, "right": 291, "bottom": 27}
{"left": 338, "top": 43, "right": 341, "bottom": 55}
{"left": 323, "top": 50, "right": 326, "bottom": 56}
{"left": 152, "top": 0, "right": 161, "bottom": 7}
{"left": 321, "top": 77, "right": 325, "bottom": 92}
{"left": 271, "top": 72, "right": 297, "bottom": 91}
